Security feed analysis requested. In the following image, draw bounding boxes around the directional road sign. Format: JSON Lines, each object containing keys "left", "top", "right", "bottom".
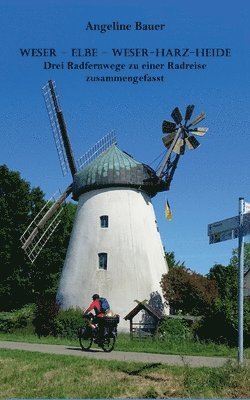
{"left": 209, "top": 229, "right": 238, "bottom": 244}
{"left": 243, "top": 212, "right": 250, "bottom": 236}
{"left": 208, "top": 213, "right": 250, "bottom": 244}
{"left": 208, "top": 216, "right": 239, "bottom": 235}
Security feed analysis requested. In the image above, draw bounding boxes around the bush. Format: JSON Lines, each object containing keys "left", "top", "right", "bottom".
{"left": 33, "top": 296, "right": 59, "bottom": 337}
{"left": 158, "top": 317, "right": 192, "bottom": 341}
{"left": 194, "top": 298, "right": 250, "bottom": 346}
{"left": 0, "top": 304, "right": 36, "bottom": 333}
{"left": 55, "top": 308, "right": 83, "bottom": 339}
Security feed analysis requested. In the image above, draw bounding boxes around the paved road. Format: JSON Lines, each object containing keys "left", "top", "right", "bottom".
{"left": 1, "top": 340, "right": 247, "bottom": 368}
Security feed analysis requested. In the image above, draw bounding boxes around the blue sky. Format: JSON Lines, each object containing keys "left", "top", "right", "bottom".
{"left": 1, "top": 0, "right": 249, "bottom": 275}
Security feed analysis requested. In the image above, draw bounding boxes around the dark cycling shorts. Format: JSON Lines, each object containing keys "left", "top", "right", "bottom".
{"left": 93, "top": 316, "right": 104, "bottom": 325}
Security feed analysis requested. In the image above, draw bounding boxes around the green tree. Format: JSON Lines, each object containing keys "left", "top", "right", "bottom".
{"left": 0, "top": 165, "right": 76, "bottom": 310}
{"left": 0, "top": 165, "right": 44, "bottom": 309}
{"left": 230, "top": 243, "right": 250, "bottom": 272}
{"left": 165, "top": 251, "right": 185, "bottom": 269}
{"left": 207, "top": 263, "right": 237, "bottom": 299}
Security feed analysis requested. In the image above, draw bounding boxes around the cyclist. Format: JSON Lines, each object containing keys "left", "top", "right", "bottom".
{"left": 83, "top": 294, "right": 106, "bottom": 342}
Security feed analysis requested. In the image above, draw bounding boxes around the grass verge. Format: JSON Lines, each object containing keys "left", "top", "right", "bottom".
{"left": 1, "top": 348, "right": 250, "bottom": 398}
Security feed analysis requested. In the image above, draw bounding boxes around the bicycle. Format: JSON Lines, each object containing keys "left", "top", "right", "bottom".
{"left": 78, "top": 314, "right": 120, "bottom": 352}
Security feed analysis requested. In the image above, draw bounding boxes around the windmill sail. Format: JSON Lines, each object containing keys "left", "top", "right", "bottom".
{"left": 77, "top": 130, "right": 117, "bottom": 170}
{"left": 43, "top": 80, "right": 77, "bottom": 177}
{"left": 20, "top": 186, "right": 72, "bottom": 263}
{"left": 184, "top": 104, "right": 195, "bottom": 122}
{"left": 157, "top": 128, "right": 182, "bottom": 178}
{"left": 158, "top": 105, "right": 208, "bottom": 188}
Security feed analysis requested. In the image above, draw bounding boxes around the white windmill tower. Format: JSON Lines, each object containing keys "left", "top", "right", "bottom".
{"left": 21, "top": 81, "right": 208, "bottom": 331}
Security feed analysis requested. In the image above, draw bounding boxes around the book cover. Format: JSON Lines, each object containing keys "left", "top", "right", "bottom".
{"left": 0, "top": 0, "right": 249, "bottom": 398}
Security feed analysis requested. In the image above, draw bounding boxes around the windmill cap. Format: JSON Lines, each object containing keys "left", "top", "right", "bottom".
{"left": 73, "top": 145, "right": 167, "bottom": 199}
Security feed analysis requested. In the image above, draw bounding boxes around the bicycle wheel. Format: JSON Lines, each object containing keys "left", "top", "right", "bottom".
{"left": 101, "top": 332, "right": 116, "bottom": 352}
{"left": 78, "top": 327, "right": 93, "bottom": 350}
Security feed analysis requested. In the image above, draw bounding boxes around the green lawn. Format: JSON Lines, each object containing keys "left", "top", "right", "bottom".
{"left": 1, "top": 348, "right": 250, "bottom": 398}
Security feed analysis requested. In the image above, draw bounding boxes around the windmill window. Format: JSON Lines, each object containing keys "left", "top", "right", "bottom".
{"left": 100, "top": 215, "right": 109, "bottom": 228}
{"left": 98, "top": 253, "right": 108, "bottom": 270}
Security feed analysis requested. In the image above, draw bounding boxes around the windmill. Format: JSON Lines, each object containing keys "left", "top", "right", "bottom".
{"left": 20, "top": 83, "right": 208, "bottom": 330}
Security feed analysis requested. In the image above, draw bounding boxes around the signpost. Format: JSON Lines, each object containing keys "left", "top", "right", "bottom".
{"left": 208, "top": 198, "right": 250, "bottom": 366}
{"left": 208, "top": 213, "right": 250, "bottom": 244}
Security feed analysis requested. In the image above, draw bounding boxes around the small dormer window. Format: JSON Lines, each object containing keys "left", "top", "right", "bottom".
{"left": 100, "top": 215, "right": 109, "bottom": 228}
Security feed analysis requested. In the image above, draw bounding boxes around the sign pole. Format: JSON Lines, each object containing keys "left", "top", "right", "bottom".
{"left": 238, "top": 197, "right": 244, "bottom": 366}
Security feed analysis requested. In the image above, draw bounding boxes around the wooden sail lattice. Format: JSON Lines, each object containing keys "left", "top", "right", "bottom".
{"left": 20, "top": 189, "right": 70, "bottom": 263}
